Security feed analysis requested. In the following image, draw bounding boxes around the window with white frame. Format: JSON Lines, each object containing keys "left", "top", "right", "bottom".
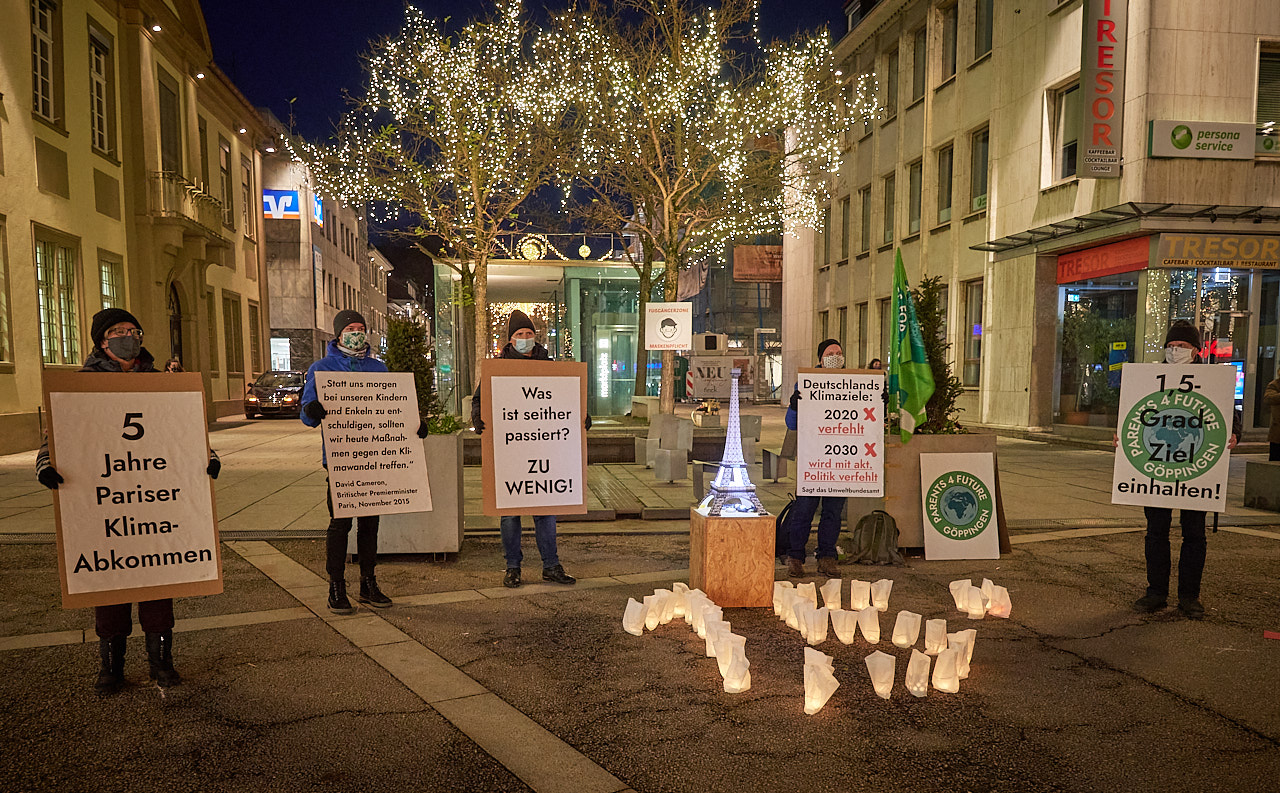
{"left": 908, "top": 160, "right": 923, "bottom": 235}
{"left": 970, "top": 127, "right": 989, "bottom": 212}
{"left": 89, "top": 33, "right": 115, "bottom": 155}
{"left": 937, "top": 145, "right": 954, "bottom": 223}
{"left": 219, "top": 138, "right": 234, "bottom": 227}
{"left": 962, "top": 279, "right": 983, "bottom": 386}
{"left": 35, "top": 231, "right": 80, "bottom": 365}
{"left": 99, "top": 256, "right": 123, "bottom": 309}
{"left": 1054, "top": 82, "right": 1081, "bottom": 179}
{"left": 240, "top": 155, "right": 255, "bottom": 239}
{"left": 31, "top": 0, "right": 60, "bottom": 124}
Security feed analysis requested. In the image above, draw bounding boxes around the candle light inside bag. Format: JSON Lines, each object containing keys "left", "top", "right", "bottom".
{"left": 891, "top": 610, "right": 922, "bottom": 649}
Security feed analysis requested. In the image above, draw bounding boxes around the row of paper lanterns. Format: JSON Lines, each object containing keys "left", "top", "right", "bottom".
{"left": 623, "top": 583, "right": 753, "bottom": 692}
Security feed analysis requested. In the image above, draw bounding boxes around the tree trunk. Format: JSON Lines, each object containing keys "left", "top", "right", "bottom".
{"left": 473, "top": 255, "right": 489, "bottom": 387}
{"left": 633, "top": 266, "right": 652, "bottom": 400}
{"left": 458, "top": 269, "right": 476, "bottom": 398}
{"left": 658, "top": 252, "right": 680, "bottom": 415}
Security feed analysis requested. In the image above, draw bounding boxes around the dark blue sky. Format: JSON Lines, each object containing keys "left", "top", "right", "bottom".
{"left": 204, "top": 1, "right": 846, "bottom": 141}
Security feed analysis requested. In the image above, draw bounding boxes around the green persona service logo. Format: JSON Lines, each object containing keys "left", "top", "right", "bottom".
{"left": 925, "top": 472, "right": 993, "bottom": 540}
{"left": 1170, "top": 125, "right": 1193, "bottom": 150}
{"left": 1119, "top": 388, "right": 1226, "bottom": 482}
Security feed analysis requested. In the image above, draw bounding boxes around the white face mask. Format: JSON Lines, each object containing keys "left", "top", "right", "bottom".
{"left": 513, "top": 338, "right": 536, "bottom": 354}
{"left": 822, "top": 354, "right": 845, "bottom": 369}
{"left": 1164, "top": 346, "right": 1196, "bottom": 365}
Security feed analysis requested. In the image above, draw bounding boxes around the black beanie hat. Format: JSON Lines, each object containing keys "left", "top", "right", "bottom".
{"left": 333, "top": 310, "right": 366, "bottom": 338}
{"left": 1164, "top": 320, "right": 1201, "bottom": 350}
{"left": 91, "top": 308, "right": 142, "bottom": 346}
{"left": 816, "top": 338, "right": 841, "bottom": 361}
{"left": 507, "top": 310, "right": 536, "bottom": 340}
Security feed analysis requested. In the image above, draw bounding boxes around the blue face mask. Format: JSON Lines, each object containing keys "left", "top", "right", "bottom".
{"left": 513, "top": 338, "right": 536, "bottom": 354}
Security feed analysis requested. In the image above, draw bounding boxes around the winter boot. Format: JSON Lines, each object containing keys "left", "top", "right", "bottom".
{"left": 95, "top": 637, "right": 126, "bottom": 694}
{"left": 145, "top": 631, "right": 181, "bottom": 688}
{"left": 817, "top": 557, "right": 840, "bottom": 577}
{"left": 542, "top": 564, "right": 576, "bottom": 585}
{"left": 787, "top": 558, "right": 806, "bottom": 578}
{"left": 358, "top": 576, "right": 392, "bottom": 608}
{"left": 328, "top": 580, "right": 356, "bottom": 614}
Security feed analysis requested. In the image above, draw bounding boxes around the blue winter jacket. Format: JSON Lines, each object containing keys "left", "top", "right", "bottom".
{"left": 301, "top": 340, "right": 389, "bottom": 463}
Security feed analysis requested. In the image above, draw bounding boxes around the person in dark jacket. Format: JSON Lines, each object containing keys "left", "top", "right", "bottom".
{"left": 472, "top": 310, "right": 585, "bottom": 588}
{"left": 783, "top": 338, "right": 847, "bottom": 578}
{"left": 1264, "top": 374, "right": 1280, "bottom": 462}
{"left": 35, "top": 308, "right": 221, "bottom": 693}
{"left": 301, "top": 310, "right": 428, "bottom": 614}
{"left": 1132, "top": 321, "right": 1241, "bottom": 619}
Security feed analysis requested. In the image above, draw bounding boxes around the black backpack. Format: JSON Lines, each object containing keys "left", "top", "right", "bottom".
{"left": 848, "top": 510, "right": 905, "bottom": 565}
{"left": 775, "top": 494, "right": 795, "bottom": 559}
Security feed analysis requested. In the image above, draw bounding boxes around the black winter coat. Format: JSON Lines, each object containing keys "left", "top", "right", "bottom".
{"left": 470, "top": 343, "right": 590, "bottom": 431}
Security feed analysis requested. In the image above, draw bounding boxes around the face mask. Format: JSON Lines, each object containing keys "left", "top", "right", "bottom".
{"left": 822, "top": 354, "right": 845, "bottom": 369}
{"left": 106, "top": 336, "right": 141, "bottom": 361}
{"left": 1164, "top": 346, "right": 1195, "bottom": 365}
{"left": 340, "top": 331, "right": 368, "bottom": 352}
{"left": 513, "top": 338, "right": 536, "bottom": 354}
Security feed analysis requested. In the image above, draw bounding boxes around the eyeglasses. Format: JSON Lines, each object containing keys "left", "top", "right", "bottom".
{"left": 106, "top": 328, "right": 143, "bottom": 339}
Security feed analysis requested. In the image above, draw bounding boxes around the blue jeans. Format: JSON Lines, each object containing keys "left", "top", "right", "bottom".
{"left": 788, "top": 496, "right": 846, "bottom": 561}
{"left": 500, "top": 515, "right": 559, "bottom": 569}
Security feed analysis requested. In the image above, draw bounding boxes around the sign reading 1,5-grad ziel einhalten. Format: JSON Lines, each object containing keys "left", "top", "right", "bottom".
{"left": 481, "top": 359, "right": 588, "bottom": 516}
{"left": 795, "top": 368, "right": 884, "bottom": 497}
{"left": 43, "top": 371, "right": 223, "bottom": 609}
{"left": 920, "top": 452, "right": 1000, "bottom": 561}
{"left": 1111, "top": 363, "right": 1235, "bottom": 512}
{"left": 317, "top": 372, "right": 432, "bottom": 518}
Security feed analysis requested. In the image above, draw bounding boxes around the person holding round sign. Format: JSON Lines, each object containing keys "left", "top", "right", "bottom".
{"left": 301, "top": 310, "right": 428, "bottom": 614}
{"left": 783, "top": 338, "right": 847, "bottom": 578}
{"left": 471, "top": 310, "right": 586, "bottom": 588}
{"left": 35, "top": 308, "right": 221, "bottom": 693}
{"left": 1127, "top": 321, "right": 1241, "bottom": 619}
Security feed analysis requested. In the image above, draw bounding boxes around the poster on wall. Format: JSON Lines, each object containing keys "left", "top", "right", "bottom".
{"left": 1110, "top": 363, "right": 1235, "bottom": 512}
{"left": 645, "top": 303, "right": 693, "bottom": 350}
{"left": 481, "top": 359, "right": 588, "bottom": 516}
{"left": 794, "top": 368, "right": 885, "bottom": 497}
{"left": 733, "top": 245, "right": 783, "bottom": 282}
{"left": 43, "top": 371, "right": 223, "bottom": 609}
{"left": 919, "top": 452, "right": 1001, "bottom": 561}
{"left": 316, "top": 372, "right": 432, "bottom": 518}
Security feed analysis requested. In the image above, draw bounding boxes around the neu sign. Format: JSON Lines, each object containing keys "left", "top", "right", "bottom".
{"left": 1080, "top": 0, "right": 1127, "bottom": 178}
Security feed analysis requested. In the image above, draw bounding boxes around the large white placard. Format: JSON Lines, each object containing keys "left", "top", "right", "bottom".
{"left": 1111, "top": 363, "right": 1235, "bottom": 512}
{"left": 920, "top": 453, "right": 1000, "bottom": 560}
{"left": 317, "top": 372, "right": 432, "bottom": 518}
{"left": 645, "top": 302, "right": 693, "bottom": 350}
{"left": 49, "top": 386, "right": 220, "bottom": 603}
{"left": 488, "top": 373, "right": 586, "bottom": 513}
{"left": 795, "top": 369, "right": 884, "bottom": 497}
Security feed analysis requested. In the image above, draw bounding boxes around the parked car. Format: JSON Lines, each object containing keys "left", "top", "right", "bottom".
{"left": 244, "top": 371, "right": 305, "bottom": 419}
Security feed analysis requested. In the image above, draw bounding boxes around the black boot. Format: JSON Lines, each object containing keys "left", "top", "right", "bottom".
{"left": 95, "top": 637, "right": 126, "bottom": 694}
{"left": 145, "top": 631, "right": 181, "bottom": 688}
{"left": 328, "top": 580, "right": 355, "bottom": 614}
{"left": 358, "top": 576, "right": 392, "bottom": 608}
{"left": 542, "top": 564, "right": 576, "bottom": 585}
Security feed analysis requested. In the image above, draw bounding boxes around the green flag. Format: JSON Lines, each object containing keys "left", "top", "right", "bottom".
{"left": 887, "top": 249, "right": 935, "bottom": 442}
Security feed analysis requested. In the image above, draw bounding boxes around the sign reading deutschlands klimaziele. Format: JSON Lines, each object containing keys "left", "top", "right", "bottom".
{"left": 1149, "top": 121, "right": 1255, "bottom": 160}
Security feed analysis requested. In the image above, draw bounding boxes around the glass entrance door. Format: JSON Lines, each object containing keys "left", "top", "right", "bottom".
{"left": 1199, "top": 269, "right": 1251, "bottom": 413}
{"left": 1255, "top": 272, "right": 1279, "bottom": 430}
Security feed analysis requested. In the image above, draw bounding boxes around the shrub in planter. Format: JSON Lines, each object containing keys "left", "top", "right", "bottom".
{"left": 384, "top": 317, "right": 465, "bottom": 434}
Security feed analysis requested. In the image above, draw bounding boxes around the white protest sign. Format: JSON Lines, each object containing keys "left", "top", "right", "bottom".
{"left": 920, "top": 452, "right": 1000, "bottom": 560}
{"left": 689, "top": 356, "right": 732, "bottom": 399}
{"left": 645, "top": 302, "right": 693, "bottom": 350}
{"left": 44, "top": 372, "right": 222, "bottom": 609}
{"left": 317, "top": 371, "right": 432, "bottom": 518}
{"left": 795, "top": 368, "right": 884, "bottom": 497}
{"left": 481, "top": 359, "right": 587, "bottom": 516}
{"left": 1111, "top": 363, "right": 1235, "bottom": 512}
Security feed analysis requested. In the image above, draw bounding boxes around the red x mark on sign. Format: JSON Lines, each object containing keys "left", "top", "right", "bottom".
{"left": 863, "top": 408, "right": 877, "bottom": 421}
{"left": 864, "top": 443, "right": 877, "bottom": 457}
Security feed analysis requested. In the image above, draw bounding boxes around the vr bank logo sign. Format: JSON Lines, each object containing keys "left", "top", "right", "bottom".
{"left": 313, "top": 195, "right": 324, "bottom": 226}
{"left": 262, "top": 189, "right": 301, "bottom": 220}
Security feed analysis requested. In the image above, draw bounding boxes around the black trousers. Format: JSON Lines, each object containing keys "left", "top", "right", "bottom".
{"left": 1142, "top": 507, "right": 1206, "bottom": 600}
{"left": 325, "top": 478, "right": 379, "bottom": 582}
{"left": 95, "top": 600, "right": 174, "bottom": 639}
{"left": 1270, "top": 442, "right": 1279, "bottom": 462}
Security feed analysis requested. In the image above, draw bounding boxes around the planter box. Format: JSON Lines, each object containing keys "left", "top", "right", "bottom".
{"left": 349, "top": 432, "right": 465, "bottom": 555}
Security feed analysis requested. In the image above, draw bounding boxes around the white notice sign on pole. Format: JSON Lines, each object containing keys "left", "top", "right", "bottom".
{"left": 645, "top": 302, "right": 693, "bottom": 350}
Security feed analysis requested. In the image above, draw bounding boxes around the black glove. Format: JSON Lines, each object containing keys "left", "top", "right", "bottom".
{"left": 584, "top": 414, "right": 592, "bottom": 431}
{"left": 207, "top": 457, "right": 221, "bottom": 479}
{"left": 303, "top": 401, "right": 327, "bottom": 423}
{"left": 789, "top": 390, "right": 800, "bottom": 412}
{"left": 37, "top": 466, "right": 64, "bottom": 490}
{"left": 473, "top": 418, "right": 484, "bottom": 435}
{"left": 416, "top": 421, "right": 429, "bottom": 439}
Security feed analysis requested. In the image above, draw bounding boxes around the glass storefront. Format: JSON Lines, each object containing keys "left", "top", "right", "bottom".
{"left": 1058, "top": 272, "right": 1138, "bottom": 424}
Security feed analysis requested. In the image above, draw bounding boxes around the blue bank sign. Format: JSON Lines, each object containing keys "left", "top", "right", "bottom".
{"left": 262, "top": 189, "right": 301, "bottom": 219}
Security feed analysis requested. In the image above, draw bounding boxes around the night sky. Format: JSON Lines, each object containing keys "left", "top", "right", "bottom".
{"left": 203, "top": 1, "right": 847, "bottom": 141}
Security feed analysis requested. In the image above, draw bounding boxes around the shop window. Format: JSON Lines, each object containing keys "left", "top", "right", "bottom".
{"left": 940, "top": 4, "right": 958, "bottom": 81}
{"left": 1059, "top": 272, "right": 1137, "bottom": 422}
{"left": 970, "top": 127, "right": 989, "bottom": 212}
{"left": 937, "top": 145, "right": 954, "bottom": 223}
{"left": 856, "top": 302, "right": 868, "bottom": 367}
{"left": 884, "top": 48, "right": 899, "bottom": 117}
{"left": 839, "top": 196, "right": 851, "bottom": 260}
{"left": 99, "top": 256, "right": 123, "bottom": 309}
{"left": 859, "top": 186, "right": 871, "bottom": 252}
{"left": 883, "top": 174, "right": 895, "bottom": 244}
{"left": 974, "top": 0, "right": 993, "bottom": 60}
{"left": 908, "top": 160, "right": 922, "bottom": 235}
{"left": 35, "top": 231, "right": 80, "bottom": 365}
{"left": 962, "top": 279, "right": 983, "bottom": 386}
{"left": 911, "top": 27, "right": 927, "bottom": 101}
{"left": 1258, "top": 48, "right": 1280, "bottom": 152}
{"left": 1054, "top": 82, "right": 1081, "bottom": 179}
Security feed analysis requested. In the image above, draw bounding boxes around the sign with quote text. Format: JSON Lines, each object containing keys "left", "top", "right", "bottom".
{"left": 316, "top": 372, "right": 432, "bottom": 518}
{"left": 481, "top": 359, "right": 588, "bottom": 516}
{"left": 795, "top": 368, "right": 885, "bottom": 497}
{"left": 43, "top": 371, "right": 222, "bottom": 609}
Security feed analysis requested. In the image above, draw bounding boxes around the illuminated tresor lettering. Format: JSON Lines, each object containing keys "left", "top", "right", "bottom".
{"left": 1080, "top": 0, "right": 1128, "bottom": 178}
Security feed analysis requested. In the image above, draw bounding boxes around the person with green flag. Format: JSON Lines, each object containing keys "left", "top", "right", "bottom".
{"left": 888, "top": 249, "right": 936, "bottom": 442}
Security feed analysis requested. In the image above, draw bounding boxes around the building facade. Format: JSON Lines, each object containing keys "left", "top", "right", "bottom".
{"left": 0, "top": 0, "right": 271, "bottom": 452}
{"left": 784, "top": 0, "right": 1280, "bottom": 436}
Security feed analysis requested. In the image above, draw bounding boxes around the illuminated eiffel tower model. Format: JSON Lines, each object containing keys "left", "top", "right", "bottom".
{"left": 698, "top": 368, "right": 767, "bottom": 517}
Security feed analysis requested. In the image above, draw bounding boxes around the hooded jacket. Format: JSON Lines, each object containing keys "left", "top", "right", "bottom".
{"left": 301, "top": 339, "right": 389, "bottom": 464}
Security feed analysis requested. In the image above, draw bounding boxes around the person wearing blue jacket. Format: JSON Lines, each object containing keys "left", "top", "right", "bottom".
{"left": 301, "top": 310, "right": 428, "bottom": 614}
{"left": 784, "top": 338, "right": 847, "bottom": 578}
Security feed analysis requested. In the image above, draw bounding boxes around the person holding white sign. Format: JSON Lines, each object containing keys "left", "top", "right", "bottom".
{"left": 301, "top": 310, "right": 429, "bottom": 613}
{"left": 35, "top": 308, "right": 221, "bottom": 692}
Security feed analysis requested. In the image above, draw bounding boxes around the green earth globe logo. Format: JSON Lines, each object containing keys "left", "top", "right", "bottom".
{"left": 1171, "top": 125, "right": 1193, "bottom": 150}
{"left": 1264, "top": 137, "right": 1277, "bottom": 152}
{"left": 1139, "top": 410, "right": 1203, "bottom": 461}
{"left": 940, "top": 486, "right": 979, "bottom": 526}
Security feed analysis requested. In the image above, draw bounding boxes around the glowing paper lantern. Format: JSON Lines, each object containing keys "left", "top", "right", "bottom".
{"left": 864, "top": 650, "right": 895, "bottom": 700}
{"left": 704, "top": 619, "right": 731, "bottom": 656}
{"left": 829, "top": 608, "right": 858, "bottom": 644}
{"left": 849, "top": 580, "right": 872, "bottom": 611}
{"left": 796, "top": 581, "right": 818, "bottom": 608}
{"left": 905, "top": 650, "right": 931, "bottom": 698}
{"left": 643, "top": 594, "right": 661, "bottom": 631}
{"left": 723, "top": 653, "right": 751, "bottom": 693}
{"left": 695, "top": 603, "right": 722, "bottom": 638}
{"left": 803, "top": 648, "right": 838, "bottom": 715}
{"left": 804, "top": 607, "right": 830, "bottom": 646}
{"left": 870, "top": 579, "right": 893, "bottom": 612}
{"left": 949, "top": 579, "right": 971, "bottom": 610}
{"left": 891, "top": 610, "right": 922, "bottom": 649}
{"left": 932, "top": 647, "right": 961, "bottom": 693}
{"left": 980, "top": 578, "right": 995, "bottom": 604}
{"left": 956, "top": 628, "right": 977, "bottom": 664}
{"left": 923, "top": 618, "right": 948, "bottom": 655}
{"left": 622, "top": 598, "right": 647, "bottom": 636}
{"left": 964, "top": 585, "right": 986, "bottom": 620}
{"left": 819, "top": 578, "right": 842, "bottom": 610}
{"left": 988, "top": 585, "right": 1012, "bottom": 618}
{"left": 686, "top": 590, "right": 709, "bottom": 626}
{"left": 671, "top": 582, "right": 690, "bottom": 619}
{"left": 654, "top": 588, "right": 676, "bottom": 624}
{"left": 856, "top": 605, "right": 880, "bottom": 644}
{"left": 947, "top": 630, "right": 973, "bottom": 679}
{"left": 787, "top": 598, "right": 807, "bottom": 632}
{"left": 713, "top": 632, "right": 746, "bottom": 677}
{"left": 773, "top": 581, "right": 795, "bottom": 616}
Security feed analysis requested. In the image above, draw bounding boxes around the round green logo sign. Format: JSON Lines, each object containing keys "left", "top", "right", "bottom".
{"left": 1264, "top": 136, "right": 1276, "bottom": 152}
{"left": 1170, "top": 125, "right": 1193, "bottom": 150}
{"left": 925, "top": 472, "right": 994, "bottom": 541}
{"left": 1118, "top": 389, "right": 1227, "bottom": 482}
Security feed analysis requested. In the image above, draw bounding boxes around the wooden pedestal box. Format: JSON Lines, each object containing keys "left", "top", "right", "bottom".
{"left": 688, "top": 508, "right": 774, "bottom": 607}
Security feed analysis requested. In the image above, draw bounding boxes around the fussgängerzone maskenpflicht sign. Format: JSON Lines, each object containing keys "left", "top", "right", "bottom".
{"left": 1111, "top": 363, "right": 1235, "bottom": 512}
{"left": 919, "top": 452, "right": 1000, "bottom": 560}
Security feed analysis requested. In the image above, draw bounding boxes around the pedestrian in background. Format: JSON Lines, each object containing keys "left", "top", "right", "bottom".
{"left": 301, "top": 310, "right": 428, "bottom": 614}
{"left": 784, "top": 338, "right": 847, "bottom": 578}
{"left": 472, "top": 310, "right": 584, "bottom": 588}
{"left": 1264, "top": 374, "right": 1280, "bottom": 462}
{"left": 35, "top": 308, "right": 220, "bottom": 693}
{"left": 164, "top": 358, "right": 183, "bottom": 372}
{"left": 867, "top": 358, "right": 883, "bottom": 370}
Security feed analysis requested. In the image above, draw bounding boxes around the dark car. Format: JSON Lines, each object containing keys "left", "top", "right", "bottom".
{"left": 244, "top": 371, "right": 305, "bottom": 418}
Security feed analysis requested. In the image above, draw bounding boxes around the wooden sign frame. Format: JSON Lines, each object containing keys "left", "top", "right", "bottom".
{"left": 480, "top": 359, "right": 589, "bottom": 517}
{"left": 42, "top": 370, "right": 223, "bottom": 609}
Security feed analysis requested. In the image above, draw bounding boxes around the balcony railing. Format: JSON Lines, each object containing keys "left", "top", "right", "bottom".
{"left": 148, "top": 171, "right": 225, "bottom": 238}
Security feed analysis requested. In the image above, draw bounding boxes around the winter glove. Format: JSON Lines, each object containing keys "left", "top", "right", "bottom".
{"left": 303, "top": 401, "right": 327, "bottom": 423}
{"left": 473, "top": 417, "right": 485, "bottom": 436}
{"left": 417, "top": 421, "right": 429, "bottom": 439}
{"left": 37, "top": 466, "right": 64, "bottom": 490}
{"left": 788, "top": 390, "right": 800, "bottom": 412}
{"left": 585, "top": 414, "right": 593, "bottom": 431}
{"left": 207, "top": 457, "right": 221, "bottom": 479}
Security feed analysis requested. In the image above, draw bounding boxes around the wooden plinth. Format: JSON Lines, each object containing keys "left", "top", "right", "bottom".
{"left": 689, "top": 508, "right": 774, "bottom": 607}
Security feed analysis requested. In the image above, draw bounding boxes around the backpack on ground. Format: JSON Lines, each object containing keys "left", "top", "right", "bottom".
{"left": 847, "top": 510, "right": 905, "bottom": 565}
{"left": 775, "top": 494, "right": 795, "bottom": 559}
